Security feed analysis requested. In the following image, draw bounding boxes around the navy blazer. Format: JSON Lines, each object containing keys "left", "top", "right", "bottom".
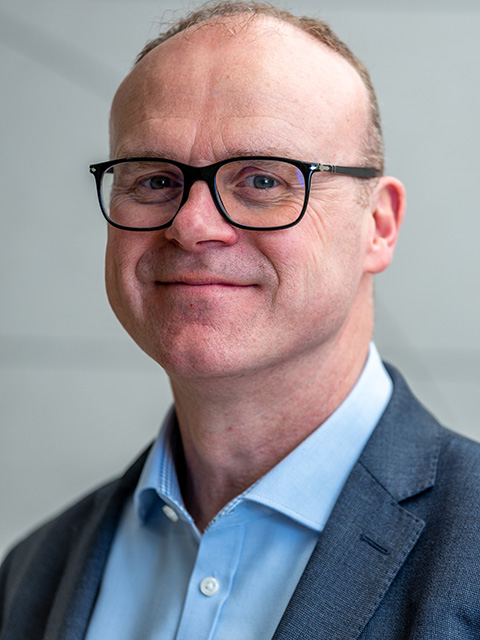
{"left": 1, "top": 365, "right": 480, "bottom": 639}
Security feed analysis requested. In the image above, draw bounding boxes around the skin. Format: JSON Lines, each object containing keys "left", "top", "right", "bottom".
{"left": 107, "top": 16, "right": 405, "bottom": 531}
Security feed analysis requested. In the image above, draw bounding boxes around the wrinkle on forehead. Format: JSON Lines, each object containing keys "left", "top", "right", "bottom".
{"left": 110, "top": 15, "right": 370, "bottom": 163}
{"left": 115, "top": 113, "right": 328, "bottom": 167}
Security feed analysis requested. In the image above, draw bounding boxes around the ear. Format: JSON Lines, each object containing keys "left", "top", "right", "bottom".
{"left": 364, "top": 176, "right": 406, "bottom": 274}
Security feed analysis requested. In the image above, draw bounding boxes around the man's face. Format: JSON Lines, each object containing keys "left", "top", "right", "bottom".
{"left": 106, "top": 18, "right": 378, "bottom": 381}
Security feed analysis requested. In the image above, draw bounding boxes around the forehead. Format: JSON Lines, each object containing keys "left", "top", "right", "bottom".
{"left": 110, "top": 16, "right": 369, "bottom": 163}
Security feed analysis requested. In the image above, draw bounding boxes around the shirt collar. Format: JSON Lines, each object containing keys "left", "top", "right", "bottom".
{"left": 134, "top": 406, "right": 192, "bottom": 525}
{"left": 135, "top": 343, "right": 392, "bottom": 532}
{"left": 245, "top": 343, "right": 392, "bottom": 531}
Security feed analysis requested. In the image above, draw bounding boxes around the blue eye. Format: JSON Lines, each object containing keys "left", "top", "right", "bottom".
{"left": 249, "top": 175, "right": 277, "bottom": 189}
{"left": 146, "top": 175, "right": 171, "bottom": 189}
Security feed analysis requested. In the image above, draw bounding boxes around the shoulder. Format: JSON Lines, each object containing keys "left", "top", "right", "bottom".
{"left": 3, "top": 477, "right": 116, "bottom": 559}
{"left": 0, "top": 478, "right": 114, "bottom": 605}
{"left": 356, "top": 366, "right": 480, "bottom": 635}
{"left": 362, "top": 363, "right": 480, "bottom": 504}
{"left": 376, "top": 364, "right": 480, "bottom": 550}
{"left": 385, "top": 362, "right": 480, "bottom": 464}
{"left": 0, "top": 446, "right": 150, "bottom": 618}
{"left": 430, "top": 425, "right": 480, "bottom": 523}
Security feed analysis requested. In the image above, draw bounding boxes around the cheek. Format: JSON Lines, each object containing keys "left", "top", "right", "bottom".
{"left": 307, "top": 193, "right": 370, "bottom": 269}
{"left": 265, "top": 201, "right": 369, "bottom": 315}
{"left": 104, "top": 230, "right": 149, "bottom": 321}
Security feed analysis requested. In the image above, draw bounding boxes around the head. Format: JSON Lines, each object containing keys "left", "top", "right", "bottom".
{"left": 134, "top": 1, "right": 384, "bottom": 175}
{"left": 104, "top": 2, "right": 405, "bottom": 383}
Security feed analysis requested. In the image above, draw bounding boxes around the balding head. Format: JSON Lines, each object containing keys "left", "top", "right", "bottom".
{"left": 110, "top": 12, "right": 373, "bottom": 173}
{"left": 127, "top": 1, "right": 384, "bottom": 173}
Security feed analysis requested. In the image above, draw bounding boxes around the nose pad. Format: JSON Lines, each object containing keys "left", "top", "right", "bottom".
{"left": 164, "top": 180, "right": 238, "bottom": 249}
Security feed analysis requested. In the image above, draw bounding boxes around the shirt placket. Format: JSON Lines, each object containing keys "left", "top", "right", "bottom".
{"left": 174, "top": 516, "right": 245, "bottom": 640}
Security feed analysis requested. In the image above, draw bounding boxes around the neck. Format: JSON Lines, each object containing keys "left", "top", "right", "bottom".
{"left": 170, "top": 282, "right": 374, "bottom": 531}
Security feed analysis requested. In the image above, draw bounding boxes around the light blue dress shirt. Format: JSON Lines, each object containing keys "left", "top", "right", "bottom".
{"left": 86, "top": 344, "right": 392, "bottom": 639}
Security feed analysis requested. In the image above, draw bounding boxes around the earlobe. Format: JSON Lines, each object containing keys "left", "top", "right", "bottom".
{"left": 364, "top": 176, "right": 406, "bottom": 274}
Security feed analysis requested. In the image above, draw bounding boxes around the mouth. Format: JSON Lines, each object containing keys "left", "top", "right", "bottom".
{"left": 155, "top": 283, "right": 254, "bottom": 298}
{"left": 155, "top": 276, "right": 253, "bottom": 288}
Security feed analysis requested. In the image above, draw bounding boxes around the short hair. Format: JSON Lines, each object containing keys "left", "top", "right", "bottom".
{"left": 135, "top": 1, "right": 384, "bottom": 173}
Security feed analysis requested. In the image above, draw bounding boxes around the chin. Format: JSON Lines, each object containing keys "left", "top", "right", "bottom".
{"left": 150, "top": 349, "right": 250, "bottom": 381}
{"left": 130, "top": 325, "right": 249, "bottom": 380}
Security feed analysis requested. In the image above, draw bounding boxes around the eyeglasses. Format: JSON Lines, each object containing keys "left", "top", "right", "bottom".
{"left": 89, "top": 156, "right": 381, "bottom": 232}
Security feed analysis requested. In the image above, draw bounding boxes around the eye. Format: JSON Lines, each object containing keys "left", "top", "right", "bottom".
{"left": 245, "top": 175, "right": 278, "bottom": 190}
{"left": 142, "top": 175, "right": 173, "bottom": 190}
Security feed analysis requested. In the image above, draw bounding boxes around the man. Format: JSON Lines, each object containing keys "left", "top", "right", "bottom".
{"left": 1, "top": 2, "right": 479, "bottom": 638}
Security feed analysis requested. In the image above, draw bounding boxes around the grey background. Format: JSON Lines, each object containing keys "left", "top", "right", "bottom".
{"left": 1, "top": 0, "right": 479, "bottom": 558}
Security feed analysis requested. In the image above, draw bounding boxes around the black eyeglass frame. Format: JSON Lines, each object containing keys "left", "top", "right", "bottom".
{"left": 89, "top": 156, "right": 381, "bottom": 232}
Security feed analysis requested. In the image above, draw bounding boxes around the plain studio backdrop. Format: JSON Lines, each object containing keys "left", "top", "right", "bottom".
{"left": 1, "top": 0, "right": 479, "bottom": 558}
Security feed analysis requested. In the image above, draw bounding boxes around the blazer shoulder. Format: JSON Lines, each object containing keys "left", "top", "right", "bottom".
{"left": 434, "top": 424, "right": 480, "bottom": 503}
{"left": 0, "top": 445, "right": 150, "bottom": 622}
{"left": 362, "top": 364, "right": 480, "bottom": 502}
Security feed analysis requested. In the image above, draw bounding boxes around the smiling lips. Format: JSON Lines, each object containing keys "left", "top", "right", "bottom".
{"left": 155, "top": 276, "right": 253, "bottom": 288}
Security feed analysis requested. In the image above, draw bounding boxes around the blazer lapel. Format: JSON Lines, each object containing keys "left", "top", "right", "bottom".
{"left": 27, "top": 367, "right": 440, "bottom": 640}
{"left": 273, "top": 461, "right": 424, "bottom": 640}
{"left": 43, "top": 447, "right": 150, "bottom": 640}
{"left": 273, "top": 366, "right": 441, "bottom": 640}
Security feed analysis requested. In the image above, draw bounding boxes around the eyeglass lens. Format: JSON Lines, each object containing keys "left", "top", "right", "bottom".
{"left": 100, "top": 159, "right": 307, "bottom": 229}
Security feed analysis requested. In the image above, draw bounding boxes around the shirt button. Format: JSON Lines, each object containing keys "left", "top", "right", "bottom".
{"left": 200, "top": 577, "right": 219, "bottom": 596}
{"left": 162, "top": 505, "right": 179, "bottom": 522}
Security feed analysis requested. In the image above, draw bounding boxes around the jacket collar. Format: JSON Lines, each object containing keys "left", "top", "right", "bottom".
{"left": 43, "top": 448, "right": 150, "bottom": 640}
{"left": 273, "top": 365, "right": 441, "bottom": 640}
{"left": 43, "top": 366, "right": 441, "bottom": 640}
{"left": 359, "top": 363, "right": 441, "bottom": 502}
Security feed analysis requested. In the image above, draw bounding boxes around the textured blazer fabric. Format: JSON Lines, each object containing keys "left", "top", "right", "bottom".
{"left": 1, "top": 366, "right": 480, "bottom": 639}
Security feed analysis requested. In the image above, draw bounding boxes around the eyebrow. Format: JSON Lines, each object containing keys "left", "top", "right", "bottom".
{"left": 115, "top": 147, "right": 309, "bottom": 163}
{"left": 228, "top": 147, "right": 305, "bottom": 159}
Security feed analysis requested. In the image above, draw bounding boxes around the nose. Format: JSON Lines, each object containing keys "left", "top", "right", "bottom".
{"left": 164, "top": 181, "right": 239, "bottom": 251}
